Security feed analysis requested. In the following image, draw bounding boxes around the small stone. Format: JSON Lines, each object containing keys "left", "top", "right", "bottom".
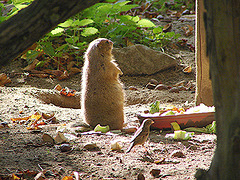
{"left": 144, "top": 110, "right": 149, "bottom": 114}
{"left": 121, "top": 126, "right": 137, "bottom": 134}
{"left": 111, "top": 141, "right": 122, "bottom": 151}
{"left": 189, "top": 145, "right": 198, "bottom": 150}
{"left": 137, "top": 173, "right": 145, "bottom": 180}
{"left": 60, "top": 144, "right": 71, "bottom": 152}
{"left": 129, "top": 86, "right": 138, "bottom": 91}
{"left": 157, "top": 15, "right": 164, "bottom": 19}
{"left": 169, "top": 87, "right": 180, "bottom": 93}
{"left": 146, "top": 83, "right": 156, "bottom": 89}
{"left": 149, "top": 79, "right": 159, "bottom": 85}
{"left": 155, "top": 84, "right": 169, "bottom": 90}
{"left": 150, "top": 168, "right": 161, "bottom": 177}
{"left": 83, "top": 143, "right": 100, "bottom": 151}
{"left": 170, "top": 150, "right": 185, "bottom": 158}
{"left": 154, "top": 158, "right": 165, "bottom": 164}
{"left": 177, "top": 86, "right": 187, "bottom": 91}
{"left": 173, "top": 80, "right": 186, "bottom": 87}
{"left": 182, "top": 9, "right": 190, "bottom": 15}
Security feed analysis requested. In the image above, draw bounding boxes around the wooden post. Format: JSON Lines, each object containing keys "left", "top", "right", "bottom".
{"left": 195, "top": 0, "right": 240, "bottom": 179}
{"left": 195, "top": 0, "right": 213, "bottom": 106}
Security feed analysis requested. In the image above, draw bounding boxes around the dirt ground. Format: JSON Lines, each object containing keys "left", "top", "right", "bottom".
{"left": 0, "top": 17, "right": 216, "bottom": 180}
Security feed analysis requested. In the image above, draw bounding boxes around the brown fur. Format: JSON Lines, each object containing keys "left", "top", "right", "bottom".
{"left": 81, "top": 38, "right": 124, "bottom": 130}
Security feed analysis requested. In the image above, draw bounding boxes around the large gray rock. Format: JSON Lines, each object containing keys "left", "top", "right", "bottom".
{"left": 112, "top": 44, "right": 177, "bottom": 75}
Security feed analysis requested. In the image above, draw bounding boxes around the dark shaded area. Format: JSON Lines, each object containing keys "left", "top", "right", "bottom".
{"left": 0, "top": 0, "right": 102, "bottom": 65}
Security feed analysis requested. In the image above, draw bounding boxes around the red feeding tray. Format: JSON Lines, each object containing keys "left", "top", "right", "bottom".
{"left": 137, "top": 112, "right": 215, "bottom": 130}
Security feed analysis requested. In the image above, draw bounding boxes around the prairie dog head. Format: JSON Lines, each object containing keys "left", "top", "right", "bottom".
{"left": 85, "top": 38, "right": 113, "bottom": 59}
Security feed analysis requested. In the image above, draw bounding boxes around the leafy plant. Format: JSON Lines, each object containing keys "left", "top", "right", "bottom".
{"left": 0, "top": 0, "right": 33, "bottom": 23}
{"left": 25, "top": 0, "right": 157, "bottom": 65}
{"left": 0, "top": 0, "right": 184, "bottom": 69}
{"left": 143, "top": 26, "right": 181, "bottom": 51}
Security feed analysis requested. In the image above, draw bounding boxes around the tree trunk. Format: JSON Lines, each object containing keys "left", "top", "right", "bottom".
{"left": 195, "top": 0, "right": 213, "bottom": 106}
{"left": 0, "top": 0, "right": 101, "bottom": 65}
{"left": 196, "top": 0, "right": 240, "bottom": 179}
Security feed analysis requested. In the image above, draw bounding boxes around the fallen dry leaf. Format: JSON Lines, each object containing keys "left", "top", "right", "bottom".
{"left": 54, "top": 132, "right": 67, "bottom": 144}
{"left": 62, "top": 176, "right": 74, "bottom": 180}
{"left": 183, "top": 66, "right": 192, "bottom": 74}
{"left": 11, "top": 111, "right": 57, "bottom": 130}
{"left": 29, "top": 73, "right": 49, "bottom": 78}
{"left": 42, "top": 133, "right": 55, "bottom": 144}
{"left": 67, "top": 61, "right": 76, "bottom": 70}
{"left": 54, "top": 84, "right": 62, "bottom": 91}
{"left": 163, "top": 23, "right": 172, "bottom": 32}
{"left": 58, "top": 70, "right": 69, "bottom": 80}
{"left": 43, "top": 69, "right": 63, "bottom": 77}
{"left": 0, "top": 73, "right": 11, "bottom": 86}
{"left": 23, "top": 59, "right": 39, "bottom": 71}
{"left": 60, "top": 87, "right": 76, "bottom": 97}
{"left": 181, "top": 25, "right": 193, "bottom": 37}
{"left": 11, "top": 173, "right": 20, "bottom": 180}
{"left": 69, "top": 67, "right": 81, "bottom": 76}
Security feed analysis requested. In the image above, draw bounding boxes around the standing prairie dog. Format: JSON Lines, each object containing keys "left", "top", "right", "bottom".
{"left": 81, "top": 38, "right": 124, "bottom": 130}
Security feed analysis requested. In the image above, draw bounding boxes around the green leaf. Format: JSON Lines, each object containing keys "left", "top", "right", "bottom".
{"left": 119, "top": 4, "right": 139, "bottom": 12}
{"left": 137, "top": 19, "right": 156, "bottom": 27}
{"left": 73, "top": 19, "right": 94, "bottom": 27}
{"left": 166, "top": 31, "right": 175, "bottom": 37}
{"left": 96, "top": 4, "right": 112, "bottom": 14}
{"left": 112, "top": 1, "right": 138, "bottom": 13}
{"left": 51, "top": 27, "right": 64, "bottom": 35}
{"left": 65, "top": 36, "right": 79, "bottom": 44}
{"left": 59, "top": 19, "right": 73, "bottom": 27}
{"left": 94, "top": 124, "right": 110, "bottom": 133}
{"left": 174, "top": 33, "right": 181, "bottom": 39}
{"left": 120, "top": 15, "right": 140, "bottom": 23}
{"left": 43, "top": 42, "right": 55, "bottom": 56}
{"left": 56, "top": 44, "right": 68, "bottom": 52}
{"left": 26, "top": 50, "right": 40, "bottom": 61}
{"left": 131, "top": 16, "right": 140, "bottom": 22}
{"left": 80, "top": 3, "right": 108, "bottom": 18}
{"left": 149, "top": 100, "right": 160, "bottom": 114}
{"left": 15, "top": 4, "right": 28, "bottom": 10}
{"left": 36, "top": 60, "right": 45, "bottom": 68}
{"left": 81, "top": 27, "right": 99, "bottom": 37}
{"left": 12, "top": 0, "right": 33, "bottom": 4}
{"left": 153, "top": 27, "right": 163, "bottom": 34}
{"left": 65, "top": 38, "right": 74, "bottom": 44}
{"left": 114, "top": 1, "right": 131, "bottom": 7}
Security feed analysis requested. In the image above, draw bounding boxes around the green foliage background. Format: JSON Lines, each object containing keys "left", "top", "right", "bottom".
{"left": 0, "top": 0, "right": 191, "bottom": 67}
